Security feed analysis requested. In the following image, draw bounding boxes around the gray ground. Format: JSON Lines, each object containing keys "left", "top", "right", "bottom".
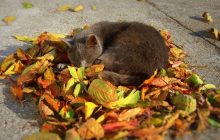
{"left": 0, "top": 0, "right": 219, "bottom": 140}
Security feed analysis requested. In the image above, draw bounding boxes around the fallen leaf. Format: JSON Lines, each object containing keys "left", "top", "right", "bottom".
{"left": 78, "top": 118, "right": 104, "bottom": 139}
{"left": 22, "top": 132, "right": 61, "bottom": 140}
{"left": 2, "top": 16, "right": 16, "bottom": 24}
{"left": 85, "top": 64, "right": 104, "bottom": 77}
{"left": 91, "top": 6, "right": 97, "bottom": 10}
{"left": 59, "top": 105, "right": 74, "bottom": 119}
{"left": 22, "top": 2, "right": 33, "bottom": 9}
{"left": 103, "top": 120, "right": 137, "bottom": 132}
{"left": 10, "top": 85, "right": 23, "bottom": 100}
{"left": 39, "top": 99, "right": 54, "bottom": 118}
{"left": 71, "top": 5, "right": 84, "bottom": 12}
{"left": 43, "top": 94, "right": 61, "bottom": 112}
{"left": 210, "top": 28, "right": 219, "bottom": 39}
{"left": 171, "top": 92, "right": 197, "bottom": 114}
{"left": 65, "top": 128, "right": 81, "bottom": 140}
{"left": 85, "top": 102, "right": 97, "bottom": 119}
{"left": 202, "top": 12, "right": 213, "bottom": 23}
{"left": 118, "top": 107, "right": 142, "bottom": 121}
{"left": 13, "top": 35, "right": 36, "bottom": 42}
{"left": 150, "top": 77, "right": 169, "bottom": 87}
{"left": 186, "top": 73, "right": 203, "bottom": 87}
{"left": 139, "top": 69, "right": 158, "bottom": 87}
{"left": 57, "top": 4, "right": 72, "bottom": 11}
{"left": 88, "top": 79, "right": 118, "bottom": 104}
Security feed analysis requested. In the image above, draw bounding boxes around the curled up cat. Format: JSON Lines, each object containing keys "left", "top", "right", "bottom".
{"left": 62, "top": 21, "right": 169, "bottom": 86}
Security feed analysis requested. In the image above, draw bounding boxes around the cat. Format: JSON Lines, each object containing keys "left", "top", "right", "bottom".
{"left": 62, "top": 21, "right": 169, "bottom": 86}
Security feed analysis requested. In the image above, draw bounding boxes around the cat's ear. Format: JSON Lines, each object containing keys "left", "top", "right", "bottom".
{"left": 61, "top": 38, "right": 74, "bottom": 49}
{"left": 86, "top": 34, "right": 98, "bottom": 47}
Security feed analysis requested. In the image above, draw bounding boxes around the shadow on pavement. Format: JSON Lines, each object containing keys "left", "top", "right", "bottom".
{"left": 189, "top": 16, "right": 205, "bottom": 22}
{"left": 190, "top": 30, "right": 214, "bottom": 40}
{"left": 0, "top": 44, "right": 41, "bottom": 125}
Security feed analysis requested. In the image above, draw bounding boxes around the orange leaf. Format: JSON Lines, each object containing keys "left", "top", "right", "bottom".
{"left": 10, "top": 85, "right": 23, "bottom": 100}
{"left": 139, "top": 69, "right": 158, "bottom": 87}
{"left": 150, "top": 77, "right": 168, "bottom": 87}
{"left": 44, "top": 67, "right": 55, "bottom": 82}
{"left": 103, "top": 120, "right": 138, "bottom": 132}
{"left": 78, "top": 118, "right": 104, "bottom": 139}
{"left": 118, "top": 107, "right": 142, "bottom": 121}
{"left": 85, "top": 64, "right": 104, "bottom": 77}
{"left": 38, "top": 77, "right": 51, "bottom": 89}
{"left": 141, "top": 86, "right": 149, "bottom": 101}
{"left": 43, "top": 94, "right": 61, "bottom": 112}
{"left": 17, "top": 73, "right": 35, "bottom": 85}
{"left": 39, "top": 99, "right": 54, "bottom": 118}
{"left": 16, "top": 48, "right": 28, "bottom": 60}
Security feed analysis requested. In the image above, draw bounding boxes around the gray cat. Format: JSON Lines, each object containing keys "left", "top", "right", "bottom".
{"left": 63, "top": 21, "right": 169, "bottom": 86}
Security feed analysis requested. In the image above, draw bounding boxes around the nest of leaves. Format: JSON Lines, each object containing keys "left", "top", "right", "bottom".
{"left": 0, "top": 28, "right": 220, "bottom": 140}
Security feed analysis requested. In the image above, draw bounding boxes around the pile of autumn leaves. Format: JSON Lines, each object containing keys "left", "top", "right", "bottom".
{"left": 0, "top": 29, "right": 220, "bottom": 140}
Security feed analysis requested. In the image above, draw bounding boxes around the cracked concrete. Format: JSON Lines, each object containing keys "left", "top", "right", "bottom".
{"left": 0, "top": 0, "right": 220, "bottom": 139}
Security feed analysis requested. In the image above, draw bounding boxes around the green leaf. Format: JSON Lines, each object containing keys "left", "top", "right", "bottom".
{"left": 85, "top": 102, "right": 97, "bottom": 119}
{"left": 0, "top": 54, "right": 16, "bottom": 71}
{"left": 68, "top": 66, "right": 78, "bottom": 80}
{"left": 88, "top": 79, "right": 118, "bottom": 104}
{"left": 208, "top": 117, "right": 220, "bottom": 127}
{"left": 159, "top": 68, "right": 167, "bottom": 76}
{"left": 22, "top": 132, "right": 61, "bottom": 140}
{"left": 200, "top": 84, "right": 216, "bottom": 91}
{"left": 59, "top": 105, "right": 74, "bottom": 119}
{"left": 171, "top": 92, "right": 197, "bottom": 114}
{"left": 22, "top": 2, "right": 33, "bottom": 9}
{"left": 77, "top": 67, "right": 85, "bottom": 80}
{"left": 65, "top": 78, "right": 76, "bottom": 92}
{"left": 104, "top": 89, "right": 140, "bottom": 109}
{"left": 73, "top": 83, "right": 83, "bottom": 97}
{"left": 186, "top": 74, "right": 203, "bottom": 87}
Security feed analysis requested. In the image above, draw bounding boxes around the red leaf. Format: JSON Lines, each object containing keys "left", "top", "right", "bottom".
{"left": 103, "top": 120, "right": 138, "bottom": 132}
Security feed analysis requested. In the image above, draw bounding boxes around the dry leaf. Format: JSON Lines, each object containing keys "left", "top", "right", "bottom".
{"left": 210, "top": 28, "right": 219, "bottom": 39}
{"left": 91, "top": 6, "right": 97, "bottom": 10}
{"left": 2, "top": 16, "right": 16, "bottom": 24}
{"left": 202, "top": 12, "right": 213, "bottom": 23}
{"left": 57, "top": 4, "right": 72, "bottom": 11}
{"left": 72, "top": 5, "right": 84, "bottom": 12}
{"left": 78, "top": 118, "right": 104, "bottom": 139}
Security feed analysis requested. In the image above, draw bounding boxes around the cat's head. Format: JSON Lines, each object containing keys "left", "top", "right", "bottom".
{"left": 62, "top": 34, "right": 103, "bottom": 67}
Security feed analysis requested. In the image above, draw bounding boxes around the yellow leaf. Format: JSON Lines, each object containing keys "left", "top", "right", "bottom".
{"left": 57, "top": 4, "right": 72, "bottom": 11}
{"left": 91, "top": 6, "right": 97, "bottom": 10}
{"left": 2, "top": 16, "right": 16, "bottom": 24}
{"left": 48, "top": 33, "right": 66, "bottom": 39}
{"left": 202, "top": 12, "right": 213, "bottom": 23}
{"left": 44, "top": 67, "right": 55, "bottom": 82}
{"left": 4, "top": 65, "right": 15, "bottom": 75}
{"left": 13, "top": 35, "right": 37, "bottom": 42}
{"left": 210, "top": 28, "right": 219, "bottom": 39}
{"left": 14, "top": 60, "right": 25, "bottom": 73}
{"left": 72, "top": 5, "right": 84, "bottom": 12}
{"left": 85, "top": 102, "right": 97, "bottom": 119}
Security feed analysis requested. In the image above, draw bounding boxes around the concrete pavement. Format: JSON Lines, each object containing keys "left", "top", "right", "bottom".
{"left": 0, "top": 0, "right": 219, "bottom": 139}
